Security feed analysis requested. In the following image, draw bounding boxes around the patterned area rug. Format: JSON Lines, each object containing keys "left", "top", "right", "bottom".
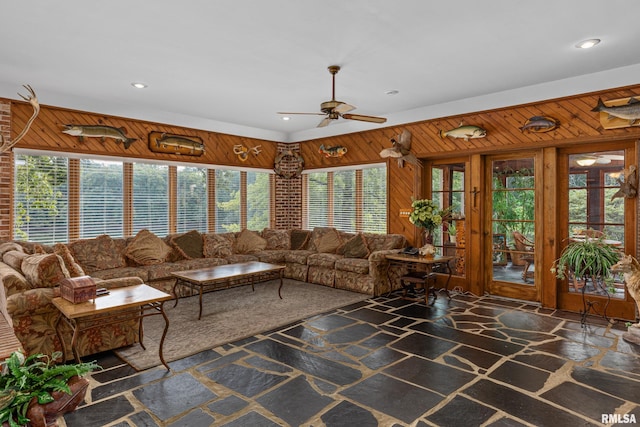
{"left": 115, "top": 279, "right": 370, "bottom": 370}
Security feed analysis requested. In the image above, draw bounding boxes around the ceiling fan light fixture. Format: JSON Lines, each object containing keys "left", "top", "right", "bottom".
{"left": 576, "top": 157, "right": 597, "bottom": 166}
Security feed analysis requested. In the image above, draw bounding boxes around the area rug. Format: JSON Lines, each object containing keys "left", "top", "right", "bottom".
{"left": 115, "top": 279, "right": 370, "bottom": 370}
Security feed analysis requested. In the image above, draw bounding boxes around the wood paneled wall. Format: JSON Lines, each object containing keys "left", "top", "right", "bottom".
{"left": 9, "top": 104, "right": 278, "bottom": 169}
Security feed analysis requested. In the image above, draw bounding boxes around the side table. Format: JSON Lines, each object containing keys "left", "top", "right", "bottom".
{"left": 385, "top": 253, "right": 455, "bottom": 304}
{"left": 53, "top": 284, "right": 172, "bottom": 370}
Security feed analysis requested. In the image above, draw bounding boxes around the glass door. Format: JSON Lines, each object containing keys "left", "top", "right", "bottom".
{"left": 487, "top": 155, "right": 540, "bottom": 301}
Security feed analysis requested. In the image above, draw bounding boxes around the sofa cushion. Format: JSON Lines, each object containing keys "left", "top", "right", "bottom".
{"left": 307, "top": 253, "right": 343, "bottom": 268}
{"left": 315, "top": 228, "right": 342, "bottom": 253}
{"left": 364, "top": 233, "right": 406, "bottom": 252}
{"left": 0, "top": 242, "right": 24, "bottom": 257}
{"left": 262, "top": 228, "right": 290, "bottom": 250}
{"left": 54, "top": 243, "right": 85, "bottom": 277}
{"left": 226, "top": 254, "right": 259, "bottom": 263}
{"left": 68, "top": 234, "right": 126, "bottom": 274}
{"left": 169, "top": 230, "right": 203, "bottom": 259}
{"left": 290, "top": 230, "right": 311, "bottom": 250}
{"left": 234, "top": 229, "right": 267, "bottom": 254}
{"left": 257, "top": 250, "right": 287, "bottom": 264}
{"left": 124, "top": 229, "right": 172, "bottom": 266}
{"left": 3, "top": 250, "right": 28, "bottom": 273}
{"left": 337, "top": 233, "right": 370, "bottom": 259}
{"left": 284, "top": 250, "right": 315, "bottom": 264}
{"left": 335, "top": 257, "right": 370, "bottom": 275}
{"left": 21, "top": 253, "right": 70, "bottom": 288}
{"left": 203, "top": 233, "right": 234, "bottom": 258}
{"left": 91, "top": 266, "right": 149, "bottom": 282}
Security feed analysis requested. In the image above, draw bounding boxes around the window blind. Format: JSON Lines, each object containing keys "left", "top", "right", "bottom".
{"left": 362, "top": 166, "right": 387, "bottom": 233}
{"left": 215, "top": 169, "right": 240, "bottom": 232}
{"left": 307, "top": 171, "right": 329, "bottom": 228}
{"left": 132, "top": 163, "right": 169, "bottom": 236}
{"left": 176, "top": 166, "right": 207, "bottom": 233}
{"left": 79, "top": 159, "right": 123, "bottom": 238}
{"left": 246, "top": 171, "right": 269, "bottom": 231}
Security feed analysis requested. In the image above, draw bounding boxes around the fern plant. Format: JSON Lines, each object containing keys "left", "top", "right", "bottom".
{"left": 0, "top": 351, "right": 99, "bottom": 427}
{"left": 551, "top": 238, "right": 621, "bottom": 288}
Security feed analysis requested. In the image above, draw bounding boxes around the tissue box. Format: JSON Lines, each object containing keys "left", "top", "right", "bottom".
{"left": 60, "top": 276, "right": 97, "bottom": 303}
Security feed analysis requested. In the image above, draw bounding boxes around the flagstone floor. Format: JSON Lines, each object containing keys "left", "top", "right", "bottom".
{"left": 62, "top": 291, "right": 640, "bottom": 427}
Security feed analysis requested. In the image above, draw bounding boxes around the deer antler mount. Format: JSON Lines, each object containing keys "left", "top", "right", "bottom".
{"left": 0, "top": 85, "right": 40, "bottom": 153}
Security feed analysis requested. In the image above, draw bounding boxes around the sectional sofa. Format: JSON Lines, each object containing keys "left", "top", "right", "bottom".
{"left": 0, "top": 227, "right": 406, "bottom": 359}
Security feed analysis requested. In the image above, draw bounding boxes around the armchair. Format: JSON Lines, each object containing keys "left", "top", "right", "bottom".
{"left": 511, "top": 231, "right": 535, "bottom": 281}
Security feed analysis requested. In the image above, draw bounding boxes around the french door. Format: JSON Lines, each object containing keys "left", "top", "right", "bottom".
{"left": 485, "top": 153, "right": 541, "bottom": 302}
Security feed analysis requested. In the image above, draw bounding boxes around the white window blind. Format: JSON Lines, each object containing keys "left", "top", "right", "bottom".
{"left": 362, "top": 166, "right": 387, "bottom": 233}
{"left": 307, "top": 172, "right": 329, "bottom": 228}
{"left": 177, "top": 166, "right": 207, "bottom": 233}
{"left": 246, "top": 171, "right": 269, "bottom": 230}
{"left": 14, "top": 154, "right": 69, "bottom": 244}
{"left": 132, "top": 163, "right": 169, "bottom": 236}
{"left": 333, "top": 170, "right": 356, "bottom": 232}
{"left": 304, "top": 164, "right": 387, "bottom": 234}
{"left": 215, "top": 169, "right": 240, "bottom": 232}
{"left": 79, "top": 159, "right": 123, "bottom": 238}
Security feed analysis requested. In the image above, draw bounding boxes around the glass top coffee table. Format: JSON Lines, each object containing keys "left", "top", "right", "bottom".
{"left": 171, "top": 261, "right": 286, "bottom": 319}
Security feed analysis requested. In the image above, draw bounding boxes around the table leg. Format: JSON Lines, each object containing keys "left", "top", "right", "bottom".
{"left": 69, "top": 318, "right": 81, "bottom": 363}
{"left": 139, "top": 306, "right": 146, "bottom": 351}
{"left": 278, "top": 269, "right": 284, "bottom": 299}
{"left": 173, "top": 278, "right": 180, "bottom": 308}
{"left": 158, "top": 301, "right": 170, "bottom": 371}
{"left": 198, "top": 284, "right": 204, "bottom": 320}
{"left": 54, "top": 313, "right": 67, "bottom": 362}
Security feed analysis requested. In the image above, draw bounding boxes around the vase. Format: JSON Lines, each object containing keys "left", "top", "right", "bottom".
{"left": 25, "top": 375, "right": 89, "bottom": 427}
{"left": 423, "top": 230, "right": 434, "bottom": 246}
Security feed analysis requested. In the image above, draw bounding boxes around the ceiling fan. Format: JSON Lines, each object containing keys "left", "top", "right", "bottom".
{"left": 278, "top": 65, "right": 387, "bottom": 128}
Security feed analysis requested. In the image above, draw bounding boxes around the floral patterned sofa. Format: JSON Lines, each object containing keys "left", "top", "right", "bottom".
{"left": 0, "top": 227, "right": 405, "bottom": 359}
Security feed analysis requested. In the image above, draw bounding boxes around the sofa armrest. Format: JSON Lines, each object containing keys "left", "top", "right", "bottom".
{"left": 0, "top": 262, "right": 31, "bottom": 297}
{"left": 93, "top": 276, "right": 144, "bottom": 289}
{"left": 7, "top": 287, "right": 57, "bottom": 318}
{"left": 368, "top": 249, "right": 405, "bottom": 296}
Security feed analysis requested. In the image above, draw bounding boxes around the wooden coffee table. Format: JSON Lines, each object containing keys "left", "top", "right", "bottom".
{"left": 53, "top": 284, "right": 172, "bottom": 370}
{"left": 172, "top": 261, "right": 286, "bottom": 319}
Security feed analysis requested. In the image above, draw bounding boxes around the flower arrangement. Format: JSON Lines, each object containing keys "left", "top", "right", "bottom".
{"left": 409, "top": 199, "right": 451, "bottom": 232}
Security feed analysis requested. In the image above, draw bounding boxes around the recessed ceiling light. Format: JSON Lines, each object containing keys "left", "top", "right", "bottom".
{"left": 575, "top": 39, "right": 600, "bottom": 49}
{"left": 131, "top": 82, "right": 147, "bottom": 89}
{"left": 385, "top": 90, "right": 399, "bottom": 95}
{"left": 281, "top": 116, "right": 290, "bottom": 121}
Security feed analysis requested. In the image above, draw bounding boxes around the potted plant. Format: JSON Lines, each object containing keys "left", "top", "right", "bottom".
{"left": 448, "top": 222, "right": 457, "bottom": 244}
{"left": 0, "top": 351, "right": 99, "bottom": 427}
{"left": 551, "top": 237, "right": 621, "bottom": 293}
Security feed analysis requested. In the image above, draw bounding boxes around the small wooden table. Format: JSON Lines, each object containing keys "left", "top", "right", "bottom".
{"left": 0, "top": 312, "right": 23, "bottom": 361}
{"left": 172, "top": 261, "right": 286, "bottom": 320}
{"left": 53, "top": 284, "right": 172, "bottom": 370}
{"left": 386, "top": 253, "right": 455, "bottom": 304}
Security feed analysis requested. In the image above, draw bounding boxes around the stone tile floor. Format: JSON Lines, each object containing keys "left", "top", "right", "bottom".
{"left": 62, "top": 291, "right": 640, "bottom": 426}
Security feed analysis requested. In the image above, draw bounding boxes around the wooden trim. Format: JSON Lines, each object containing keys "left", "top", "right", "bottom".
{"left": 207, "top": 170, "right": 216, "bottom": 232}
{"left": 67, "top": 159, "right": 80, "bottom": 241}
{"left": 168, "top": 166, "right": 177, "bottom": 234}
{"left": 355, "top": 169, "right": 363, "bottom": 232}
{"left": 240, "top": 171, "right": 247, "bottom": 230}
{"left": 123, "top": 163, "right": 132, "bottom": 237}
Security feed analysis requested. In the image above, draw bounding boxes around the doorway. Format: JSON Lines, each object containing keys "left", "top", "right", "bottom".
{"left": 485, "top": 154, "right": 541, "bottom": 302}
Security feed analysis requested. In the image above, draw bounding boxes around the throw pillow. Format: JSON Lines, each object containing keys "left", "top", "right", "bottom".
{"left": 2, "top": 250, "right": 28, "bottom": 273}
{"left": 54, "top": 243, "right": 86, "bottom": 277}
{"left": 262, "top": 228, "right": 290, "bottom": 250}
{"left": 315, "top": 228, "right": 342, "bottom": 253}
{"left": 170, "top": 230, "right": 203, "bottom": 259}
{"left": 337, "top": 233, "right": 370, "bottom": 259}
{"left": 124, "top": 229, "right": 172, "bottom": 266}
{"left": 290, "top": 229, "right": 310, "bottom": 250}
{"left": 21, "top": 253, "right": 70, "bottom": 288}
{"left": 203, "top": 233, "right": 234, "bottom": 258}
{"left": 234, "top": 229, "right": 267, "bottom": 254}
{"left": 68, "top": 234, "right": 126, "bottom": 274}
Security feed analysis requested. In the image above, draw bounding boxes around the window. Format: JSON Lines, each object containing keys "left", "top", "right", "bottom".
{"left": 215, "top": 170, "right": 240, "bottom": 232}
{"left": 177, "top": 166, "right": 207, "bottom": 233}
{"left": 80, "top": 159, "right": 123, "bottom": 238}
{"left": 246, "top": 171, "right": 269, "bottom": 230}
{"left": 304, "top": 164, "right": 387, "bottom": 233}
{"left": 13, "top": 151, "right": 272, "bottom": 242}
{"left": 14, "top": 154, "right": 69, "bottom": 244}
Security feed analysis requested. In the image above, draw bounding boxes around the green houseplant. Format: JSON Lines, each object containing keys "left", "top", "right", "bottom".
{"left": 551, "top": 237, "right": 621, "bottom": 292}
{"left": 0, "top": 351, "right": 99, "bottom": 427}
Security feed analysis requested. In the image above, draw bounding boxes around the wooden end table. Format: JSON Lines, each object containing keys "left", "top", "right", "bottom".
{"left": 172, "top": 261, "right": 286, "bottom": 320}
{"left": 385, "top": 253, "right": 455, "bottom": 304}
{"left": 53, "top": 284, "right": 172, "bottom": 370}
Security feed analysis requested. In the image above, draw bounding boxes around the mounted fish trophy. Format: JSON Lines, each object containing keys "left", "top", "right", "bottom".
{"left": 0, "top": 85, "right": 40, "bottom": 153}
{"left": 148, "top": 131, "right": 204, "bottom": 156}
{"left": 62, "top": 124, "right": 137, "bottom": 149}
{"left": 592, "top": 96, "right": 640, "bottom": 129}
{"left": 379, "top": 129, "right": 421, "bottom": 168}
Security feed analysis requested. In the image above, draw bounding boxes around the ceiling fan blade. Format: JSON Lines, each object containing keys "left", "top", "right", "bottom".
{"left": 333, "top": 103, "right": 355, "bottom": 114}
{"left": 342, "top": 113, "right": 387, "bottom": 124}
{"left": 277, "top": 112, "right": 325, "bottom": 116}
{"left": 317, "top": 117, "right": 332, "bottom": 127}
